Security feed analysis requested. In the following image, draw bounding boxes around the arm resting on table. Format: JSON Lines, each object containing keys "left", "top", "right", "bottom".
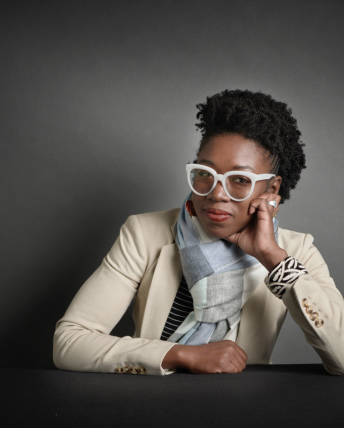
{"left": 53, "top": 215, "right": 177, "bottom": 376}
{"left": 282, "top": 235, "right": 344, "bottom": 375}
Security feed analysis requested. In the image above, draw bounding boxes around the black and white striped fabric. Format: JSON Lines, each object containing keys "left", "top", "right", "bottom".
{"left": 160, "top": 276, "right": 193, "bottom": 341}
{"left": 265, "top": 256, "right": 308, "bottom": 299}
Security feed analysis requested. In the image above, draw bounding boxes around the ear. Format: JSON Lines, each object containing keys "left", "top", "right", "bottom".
{"left": 267, "top": 176, "right": 282, "bottom": 195}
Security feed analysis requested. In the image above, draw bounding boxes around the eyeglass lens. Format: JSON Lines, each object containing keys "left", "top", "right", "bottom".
{"left": 190, "top": 168, "right": 252, "bottom": 199}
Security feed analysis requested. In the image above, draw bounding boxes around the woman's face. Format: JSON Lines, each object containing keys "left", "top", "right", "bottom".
{"left": 192, "top": 134, "right": 282, "bottom": 239}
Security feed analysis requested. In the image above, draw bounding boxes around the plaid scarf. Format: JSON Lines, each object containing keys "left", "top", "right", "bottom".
{"left": 167, "top": 192, "right": 279, "bottom": 345}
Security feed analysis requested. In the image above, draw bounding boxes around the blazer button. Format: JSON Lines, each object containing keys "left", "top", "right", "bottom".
{"left": 306, "top": 306, "right": 313, "bottom": 314}
{"left": 310, "top": 312, "right": 319, "bottom": 321}
{"left": 315, "top": 319, "right": 324, "bottom": 328}
{"left": 302, "top": 298, "right": 309, "bottom": 307}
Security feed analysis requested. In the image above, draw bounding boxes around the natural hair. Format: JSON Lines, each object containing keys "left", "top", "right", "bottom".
{"left": 195, "top": 89, "right": 306, "bottom": 204}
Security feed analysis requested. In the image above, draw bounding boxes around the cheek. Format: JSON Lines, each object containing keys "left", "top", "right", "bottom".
{"left": 234, "top": 202, "right": 252, "bottom": 226}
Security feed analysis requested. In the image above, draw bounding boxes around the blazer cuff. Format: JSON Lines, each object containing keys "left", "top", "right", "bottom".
{"left": 111, "top": 338, "right": 178, "bottom": 376}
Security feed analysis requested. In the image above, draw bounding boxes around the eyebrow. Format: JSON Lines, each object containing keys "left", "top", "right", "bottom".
{"left": 197, "top": 159, "right": 255, "bottom": 171}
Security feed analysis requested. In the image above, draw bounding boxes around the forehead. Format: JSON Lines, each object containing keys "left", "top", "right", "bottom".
{"left": 197, "top": 134, "right": 271, "bottom": 173}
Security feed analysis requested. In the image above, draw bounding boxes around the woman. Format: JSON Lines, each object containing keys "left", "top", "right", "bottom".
{"left": 53, "top": 89, "right": 344, "bottom": 375}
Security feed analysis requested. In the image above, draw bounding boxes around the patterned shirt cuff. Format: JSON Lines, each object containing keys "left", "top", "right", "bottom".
{"left": 264, "top": 256, "right": 308, "bottom": 299}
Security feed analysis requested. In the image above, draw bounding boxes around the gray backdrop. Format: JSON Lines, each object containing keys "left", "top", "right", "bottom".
{"left": 1, "top": 0, "right": 344, "bottom": 368}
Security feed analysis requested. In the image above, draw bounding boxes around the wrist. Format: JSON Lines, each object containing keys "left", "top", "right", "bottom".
{"left": 258, "top": 248, "right": 288, "bottom": 272}
{"left": 161, "top": 344, "right": 185, "bottom": 370}
{"left": 265, "top": 256, "right": 309, "bottom": 299}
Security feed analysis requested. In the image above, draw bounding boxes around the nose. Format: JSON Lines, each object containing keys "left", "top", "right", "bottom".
{"left": 207, "top": 179, "right": 231, "bottom": 202}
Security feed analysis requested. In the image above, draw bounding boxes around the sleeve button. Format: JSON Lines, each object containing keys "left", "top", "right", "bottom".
{"left": 115, "top": 365, "right": 124, "bottom": 374}
{"left": 302, "top": 298, "right": 309, "bottom": 307}
{"left": 315, "top": 319, "right": 324, "bottom": 328}
{"left": 138, "top": 367, "right": 146, "bottom": 375}
{"left": 310, "top": 312, "right": 319, "bottom": 321}
{"left": 306, "top": 306, "right": 313, "bottom": 314}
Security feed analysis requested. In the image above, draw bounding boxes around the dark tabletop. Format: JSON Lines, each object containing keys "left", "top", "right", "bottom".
{"left": 1, "top": 365, "right": 343, "bottom": 428}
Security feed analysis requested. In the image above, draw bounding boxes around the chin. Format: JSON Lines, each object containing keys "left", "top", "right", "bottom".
{"left": 203, "top": 224, "right": 233, "bottom": 239}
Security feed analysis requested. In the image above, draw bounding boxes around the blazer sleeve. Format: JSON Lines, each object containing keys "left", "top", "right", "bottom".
{"left": 281, "top": 233, "right": 344, "bottom": 375}
{"left": 53, "top": 215, "right": 177, "bottom": 376}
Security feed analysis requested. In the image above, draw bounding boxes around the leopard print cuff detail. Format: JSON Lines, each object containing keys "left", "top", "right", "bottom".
{"left": 264, "top": 256, "right": 308, "bottom": 299}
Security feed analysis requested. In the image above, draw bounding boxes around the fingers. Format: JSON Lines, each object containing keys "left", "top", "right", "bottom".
{"left": 226, "top": 357, "right": 246, "bottom": 373}
{"left": 223, "top": 342, "right": 247, "bottom": 373}
{"left": 231, "top": 346, "right": 247, "bottom": 372}
{"left": 225, "top": 354, "right": 246, "bottom": 373}
{"left": 232, "top": 341, "right": 248, "bottom": 362}
{"left": 266, "top": 194, "right": 280, "bottom": 215}
{"left": 186, "top": 341, "right": 249, "bottom": 374}
{"left": 248, "top": 198, "right": 272, "bottom": 217}
{"left": 249, "top": 193, "right": 281, "bottom": 217}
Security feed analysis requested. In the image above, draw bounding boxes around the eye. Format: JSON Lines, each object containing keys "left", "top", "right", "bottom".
{"left": 198, "top": 171, "right": 212, "bottom": 178}
{"left": 234, "top": 177, "right": 250, "bottom": 184}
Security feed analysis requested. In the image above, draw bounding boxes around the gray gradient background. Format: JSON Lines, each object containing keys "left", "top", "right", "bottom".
{"left": 1, "top": 0, "right": 344, "bottom": 369}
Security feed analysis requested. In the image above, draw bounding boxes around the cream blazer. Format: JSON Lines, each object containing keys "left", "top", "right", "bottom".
{"left": 53, "top": 208, "right": 344, "bottom": 375}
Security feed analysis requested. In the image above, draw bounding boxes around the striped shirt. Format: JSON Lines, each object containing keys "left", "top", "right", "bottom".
{"left": 160, "top": 276, "right": 193, "bottom": 341}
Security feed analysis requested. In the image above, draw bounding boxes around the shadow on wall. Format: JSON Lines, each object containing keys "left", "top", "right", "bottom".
{"left": 1, "top": 202, "right": 136, "bottom": 370}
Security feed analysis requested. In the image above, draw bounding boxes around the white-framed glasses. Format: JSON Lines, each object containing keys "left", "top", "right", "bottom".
{"left": 186, "top": 164, "right": 275, "bottom": 202}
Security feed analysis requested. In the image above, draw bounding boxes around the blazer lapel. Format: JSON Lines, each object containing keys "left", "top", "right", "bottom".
{"left": 140, "top": 220, "right": 290, "bottom": 360}
{"left": 236, "top": 278, "right": 270, "bottom": 361}
{"left": 140, "top": 242, "right": 183, "bottom": 340}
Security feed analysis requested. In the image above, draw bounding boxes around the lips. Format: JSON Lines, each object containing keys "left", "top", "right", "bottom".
{"left": 206, "top": 209, "right": 231, "bottom": 215}
{"left": 204, "top": 208, "right": 231, "bottom": 223}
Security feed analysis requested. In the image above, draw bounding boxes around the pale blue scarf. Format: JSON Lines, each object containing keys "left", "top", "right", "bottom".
{"left": 167, "top": 192, "right": 279, "bottom": 345}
